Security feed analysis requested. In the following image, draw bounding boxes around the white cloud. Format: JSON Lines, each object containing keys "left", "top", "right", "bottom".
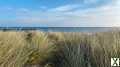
{"left": 49, "top": 4, "right": 80, "bottom": 12}
{"left": 17, "top": 8, "right": 30, "bottom": 13}
{"left": 47, "top": 0, "right": 120, "bottom": 27}
{"left": 0, "top": 6, "right": 13, "bottom": 11}
{"left": 6, "top": 0, "right": 120, "bottom": 27}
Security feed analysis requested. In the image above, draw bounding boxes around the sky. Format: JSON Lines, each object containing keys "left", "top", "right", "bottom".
{"left": 0, "top": 0, "right": 120, "bottom": 27}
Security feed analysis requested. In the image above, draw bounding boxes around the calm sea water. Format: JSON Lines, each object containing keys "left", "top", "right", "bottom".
{"left": 0, "top": 27, "right": 119, "bottom": 32}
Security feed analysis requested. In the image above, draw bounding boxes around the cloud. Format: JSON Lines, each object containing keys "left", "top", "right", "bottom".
{"left": 1, "top": 0, "right": 119, "bottom": 27}
{"left": 0, "top": 6, "right": 14, "bottom": 12}
{"left": 49, "top": 4, "right": 80, "bottom": 12}
{"left": 45, "top": 0, "right": 120, "bottom": 27}
{"left": 19, "top": 8, "right": 29, "bottom": 12}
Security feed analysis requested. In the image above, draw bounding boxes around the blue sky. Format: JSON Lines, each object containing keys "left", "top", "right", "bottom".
{"left": 0, "top": 0, "right": 120, "bottom": 27}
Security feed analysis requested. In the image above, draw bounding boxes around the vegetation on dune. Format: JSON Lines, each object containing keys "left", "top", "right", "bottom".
{"left": 0, "top": 31, "right": 120, "bottom": 67}
{"left": 0, "top": 31, "right": 55, "bottom": 67}
{"left": 0, "top": 31, "right": 29, "bottom": 67}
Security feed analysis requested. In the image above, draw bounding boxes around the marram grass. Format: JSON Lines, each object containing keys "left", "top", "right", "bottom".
{"left": 0, "top": 31, "right": 120, "bottom": 67}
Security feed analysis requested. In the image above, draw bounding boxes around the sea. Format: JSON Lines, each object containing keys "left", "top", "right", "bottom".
{"left": 0, "top": 27, "right": 120, "bottom": 32}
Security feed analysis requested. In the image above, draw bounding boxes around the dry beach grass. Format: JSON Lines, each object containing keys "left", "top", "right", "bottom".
{"left": 0, "top": 31, "right": 120, "bottom": 67}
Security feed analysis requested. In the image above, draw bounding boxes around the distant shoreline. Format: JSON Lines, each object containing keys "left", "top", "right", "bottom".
{"left": 0, "top": 27, "right": 120, "bottom": 32}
